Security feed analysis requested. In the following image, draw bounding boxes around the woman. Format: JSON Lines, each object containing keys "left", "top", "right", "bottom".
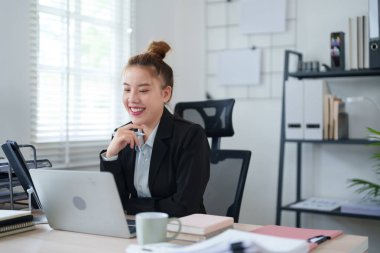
{"left": 100, "top": 41, "right": 210, "bottom": 217}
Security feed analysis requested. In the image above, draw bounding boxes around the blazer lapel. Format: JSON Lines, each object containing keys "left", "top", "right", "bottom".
{"left": 149, "top": 108, "right": 173, "bottom": 187}
{"left": 125, "top": 147, "right": 138, "bottom": 196}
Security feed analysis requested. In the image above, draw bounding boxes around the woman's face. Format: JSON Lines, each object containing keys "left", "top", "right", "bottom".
{"left": 122, "top": 66, "right": 172, "bottom": 130}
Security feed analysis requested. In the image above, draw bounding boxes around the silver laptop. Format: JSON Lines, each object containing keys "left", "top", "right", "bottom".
{"left": 29, "top": 169, "right": 136, "bottom": 238}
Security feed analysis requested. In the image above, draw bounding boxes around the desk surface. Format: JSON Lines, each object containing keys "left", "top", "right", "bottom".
{"left": 0, "top": 223, "right": 368, "bottom": 253}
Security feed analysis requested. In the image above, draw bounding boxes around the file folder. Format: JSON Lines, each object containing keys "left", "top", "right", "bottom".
{"left": 369, "top": 0, "right": 380, "bottom": 68}
{"left": 303, "top": 80, "right": 327, "bottom": 140}
{"left": 285, "top": 79, "right": 304, "bottom": 139}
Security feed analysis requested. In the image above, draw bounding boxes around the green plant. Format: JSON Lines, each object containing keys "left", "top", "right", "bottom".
{"left": 348, "top": 128, "right": 380, "bottom": 200}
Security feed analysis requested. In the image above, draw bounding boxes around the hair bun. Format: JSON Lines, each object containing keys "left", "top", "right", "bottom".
{"left": 146, "top": 41, "right": 171, "bottom": 60}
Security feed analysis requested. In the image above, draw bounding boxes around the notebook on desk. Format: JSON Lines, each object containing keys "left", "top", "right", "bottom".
{"left": 29, "top": 169, "right": 136, "bottom": 238}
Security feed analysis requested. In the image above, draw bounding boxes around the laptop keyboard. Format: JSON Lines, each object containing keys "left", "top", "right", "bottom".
{"left": 126, "top": 219, "right": 136, "bottom": 234}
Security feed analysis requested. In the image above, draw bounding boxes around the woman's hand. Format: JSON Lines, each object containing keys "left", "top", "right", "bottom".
{"left": 105, "top": 124, "right": 143, "bottom": 158}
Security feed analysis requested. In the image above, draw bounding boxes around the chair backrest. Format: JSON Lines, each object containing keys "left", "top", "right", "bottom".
{"left": 174, "top": 99, "right": 235, "bottom": 150}
{"left": 1, "top": 140, "right": 42, "bottom": 209}
{"left": 204, "top": 149, "right": 251, "bottom": 222}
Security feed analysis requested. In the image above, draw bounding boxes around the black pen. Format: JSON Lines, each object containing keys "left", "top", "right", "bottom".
{"left": 230, "top": 241, "right": 245, "bottom": 253}
{"left": 307, "top": 235, "right": 331, "bottom": 245}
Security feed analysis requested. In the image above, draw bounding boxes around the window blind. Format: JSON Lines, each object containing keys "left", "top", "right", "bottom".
{"left": 29, "top": 0, "right": 133, "bottom": 170}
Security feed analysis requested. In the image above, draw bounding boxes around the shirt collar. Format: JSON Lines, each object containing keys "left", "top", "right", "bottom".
{"left": 145, "top": 123, "right": 159, "bottom": 148}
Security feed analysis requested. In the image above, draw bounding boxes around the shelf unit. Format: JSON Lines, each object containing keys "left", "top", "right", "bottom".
{"left": 275, "top": 50, "right": 380, "bottom": 227}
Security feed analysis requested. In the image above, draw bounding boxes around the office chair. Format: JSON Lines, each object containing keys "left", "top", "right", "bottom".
{"left": 174, "top": 98, "right": 235, "bottom": 150}
{"left": 174, "top": 99, "right": 252, "bottom": 222}
{"left": 206, "top": 149, "right": 251, "bottom": 222}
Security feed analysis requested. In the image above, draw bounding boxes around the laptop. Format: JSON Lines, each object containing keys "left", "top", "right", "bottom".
{"left": 29, "top": 169, "right": 136, "bottom": 238}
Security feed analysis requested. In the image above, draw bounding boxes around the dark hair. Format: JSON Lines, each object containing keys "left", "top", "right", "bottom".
{"left": 124, "top": 41, "right": 174, "bottom": 100}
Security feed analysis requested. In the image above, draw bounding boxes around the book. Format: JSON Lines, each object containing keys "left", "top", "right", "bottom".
{"left": 332, "top": 99, "right": 348, "bottom": 140}
{"left": 167, "top": 225, "right": 233, "bottom": 242}
{"left": 341, "top": 200, "right": 380, "bottom": 216}
{"left": 252, "top": 225, "right": 343, "bottom": 250}
{"left": 0, "top": 210, "right": 35, "bottom": 237}
{"left": 0, "top": 210, "right": 33, "bottom": 227}
{"left": 328, "top": 95, "right": 336, "bottom": 139}
{"left": 0, "top": 210, "right": 33, "bottom": 222}
{"left": 166, "top": 214, "right": 234, "bottom": 235}
{"left": 348, "top": 16, "right": 358, "bottom": 69}
{"left": 323, "top": 93, "right": 332, "bottom": 139}
{"left": 0, "top": 219, "right": 34, "bottom": 233}
{"left": 357, "top": 16, "right": 364, "bottom": 69}
{"left": 336, "top": 111, "right": 349, "bottom": 140}
{"left": 0, "top": 223, "right": 35, "bottom": 237}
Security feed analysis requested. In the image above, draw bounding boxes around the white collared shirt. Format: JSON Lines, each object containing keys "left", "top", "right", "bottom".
{"left": 133, "top": 124, "right": 158, "bottom": 198}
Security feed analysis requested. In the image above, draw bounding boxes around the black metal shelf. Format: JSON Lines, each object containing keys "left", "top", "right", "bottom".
{"left": 276, "top": 50, "right": 380, "bottom": 228}
{"left": 289, "top": 68, "right": 380, "bottom": 79}
{"left": 281, "top": 201, "right": 380, "bottom": 221}
{"left": 285, "top": 139, "right": 375, "bottom": 144}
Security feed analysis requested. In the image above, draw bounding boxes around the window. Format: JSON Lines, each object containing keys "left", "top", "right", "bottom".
{"left": 29, "top": 0, "right": 133, "bottom": 170}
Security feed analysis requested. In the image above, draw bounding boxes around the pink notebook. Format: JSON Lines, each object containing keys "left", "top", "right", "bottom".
{"left": 252, "top": 225, "right": 343, "bottom": 250}
{"left": 167, "top": 214, "right": 234, "bottom": 235}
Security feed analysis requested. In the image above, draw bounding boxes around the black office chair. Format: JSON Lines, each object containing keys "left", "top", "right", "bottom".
{"left": 206, "top": 149, "right": 251, "bottom": 222}
{"left": 174, "top": 99, "right": 252, "bottom": 222}
{"left": 174, "top": 98, "right": 235, "bottom": 150}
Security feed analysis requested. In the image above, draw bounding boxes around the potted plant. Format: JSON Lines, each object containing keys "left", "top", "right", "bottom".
{"left": 348, "top": 127, "right": 380, "bottom": 200}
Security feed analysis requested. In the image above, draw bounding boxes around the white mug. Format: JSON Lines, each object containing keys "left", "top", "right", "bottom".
{"left": 136, "top": 212, "right": 182, "bottom": 245}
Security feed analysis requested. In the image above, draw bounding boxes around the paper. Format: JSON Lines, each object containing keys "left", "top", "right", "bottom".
{"left": 126, "top": 229, "right": 308, "bottom": 253}
{"left": 290, "top": 197, "right": 347, "bottom": 211}
{"left": 216, "top": 49, "right": 261, "bottom": 86}
{"left": 240, "top": 0, "right": 287, "bottom": 34}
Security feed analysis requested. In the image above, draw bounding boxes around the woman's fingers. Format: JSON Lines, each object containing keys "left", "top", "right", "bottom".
{"left": 106, "top": 126, "right": 141, "bottom": 157}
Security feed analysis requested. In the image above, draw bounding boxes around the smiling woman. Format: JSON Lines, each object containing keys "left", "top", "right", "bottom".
{"left": 99, "top": 41, "right": 211, "bottom": 218}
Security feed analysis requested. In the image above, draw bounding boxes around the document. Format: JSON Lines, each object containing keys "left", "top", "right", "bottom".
{"left": 290, "top": 197, "right": 347, "bottom": 211}
{"left": 126, "top": 229, "right": 308, "bottom": 253}
{"left": 252, "top": 225, "right": 343, "bottom": 251}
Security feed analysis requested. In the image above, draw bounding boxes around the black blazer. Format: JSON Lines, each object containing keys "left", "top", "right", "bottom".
{"left": 100, "top": 108, "right": 210, "bottom": 217}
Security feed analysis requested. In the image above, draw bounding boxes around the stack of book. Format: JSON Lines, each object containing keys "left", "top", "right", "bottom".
{"left": 323, "top": 93, "right": 349, "bottom": 140}
{"left": 284, "top": 79, "right": 349, "bottom": 141}
{"left": 0, "top": 210, "right": 35, "bottom": 238}
{"left": 347, "top": 15, "right": 369, "bottom": 70}
{"left": 166, "top": 213, "right": 234, "bottom": 242}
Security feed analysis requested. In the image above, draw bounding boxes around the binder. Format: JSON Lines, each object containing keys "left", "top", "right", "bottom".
{"left": 369, "top": 0, "right": 380, "bottom": 68}
{"left": 348, "top": 17, "right": 358, "bottom": 69}
{"left": 303, "top": 80, "right": 328, "bottom": 140}
{"left": 285, "top": 79, "right": 304, "bottom": 139}
{"left": 252, "top": 225, "right": 343, "bottom": 251}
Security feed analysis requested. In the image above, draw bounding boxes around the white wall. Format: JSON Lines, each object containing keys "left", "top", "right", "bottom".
{"left": 134, "top": 0, "right": 205, "bottom": 107}
{"left": 0, "top": 1, "right": 30, "bottom": 152}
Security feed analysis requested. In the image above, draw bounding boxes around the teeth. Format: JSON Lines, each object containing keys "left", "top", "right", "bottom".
{"left": 130, "top": 107, "right": 144, "bottom": 112}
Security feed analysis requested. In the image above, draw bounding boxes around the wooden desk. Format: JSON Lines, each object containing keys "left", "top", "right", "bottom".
{"left": 0, "top": 224, "right": 368, "bottom": 253}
